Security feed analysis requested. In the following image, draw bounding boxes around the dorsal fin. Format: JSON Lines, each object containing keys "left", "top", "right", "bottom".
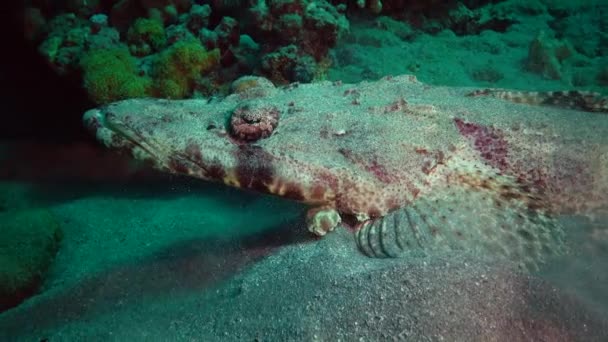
{"left": 467, "top": 89, "right": 608, "bottom": 113}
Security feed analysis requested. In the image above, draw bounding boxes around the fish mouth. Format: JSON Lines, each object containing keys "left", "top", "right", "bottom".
{"left": 82, "top": 107, "right": 163, "bottom": 163}
{"left": 82, "top": 105, "right": 237, "bottom": 182}
{"left": 82, "top": 102, "right": 328, "bottom": 202}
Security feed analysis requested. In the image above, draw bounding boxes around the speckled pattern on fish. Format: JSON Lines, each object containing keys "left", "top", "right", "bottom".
{"left": 83, "top": 75, "right": 608, "bottom": 271}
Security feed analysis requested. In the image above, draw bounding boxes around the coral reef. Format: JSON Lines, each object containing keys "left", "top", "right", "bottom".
{"left": 26, "top": 0, "right": 353, "bottom": 98}
{"left": 260, "top": 45, "right": 300, "bottom": 84}
{"left": 248, "top": 0, "right": 349, "bottom": 82}
{"left": 81, "top": 47, "right": 152, "bottom": 104}
{"left": 526, "top": 31, "right": 575, "bottom": 80}
{"left": 127, "top": 17, "right": 167, "bottom": 56}
{"left": 150, "top": 39, "right": 220, "bottom": 98}
{"left": 21, "top": 0, "right": 608, "bottom": 103}
{"left": 38, "top": 12, "right": 121, "bottom": 75}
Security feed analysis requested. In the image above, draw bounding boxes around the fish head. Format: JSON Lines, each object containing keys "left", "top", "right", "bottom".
{"left": 83, "top": 86, "right": 360, "bottom": 218}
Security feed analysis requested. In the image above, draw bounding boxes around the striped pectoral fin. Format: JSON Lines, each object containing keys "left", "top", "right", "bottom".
{"left": 355, "top": 168, "right": 566, "bottom": 272}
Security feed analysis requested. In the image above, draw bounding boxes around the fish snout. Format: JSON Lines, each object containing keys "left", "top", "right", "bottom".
{"left": 83, "top": 108, "right": 105, "bottom": 134}
{"left": 82, "top": 108, "right": 132, "bottom": 150}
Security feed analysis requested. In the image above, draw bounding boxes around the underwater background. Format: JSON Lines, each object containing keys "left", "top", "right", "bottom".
{"left": 1, "top": 0, "right": 608, "bottom": 340}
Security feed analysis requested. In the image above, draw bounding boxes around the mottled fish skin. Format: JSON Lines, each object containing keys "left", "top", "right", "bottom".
{"left": 84, "top": 75, "right": 608, "bottom": 270}
{"left": 467, "top": 89, "right": 608, "bottom": 113}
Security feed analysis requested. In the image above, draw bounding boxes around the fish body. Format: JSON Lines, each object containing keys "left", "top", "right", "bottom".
{"left": 84, "top": 75, "right": 608, "bottom": 270}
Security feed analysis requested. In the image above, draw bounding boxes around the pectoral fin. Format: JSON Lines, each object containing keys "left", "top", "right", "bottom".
{"left": 356, "top": 161, "right": 565, "bottom": 272}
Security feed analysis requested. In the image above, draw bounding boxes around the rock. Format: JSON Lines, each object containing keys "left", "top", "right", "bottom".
{"left": 526, "top": 31, "right": 575, "bottom": 80}
{"left": 185, "top": 4, "right": 211, "bottom": 33}
{"left": 0, "top": 209, "right": 63, "bottom": 312}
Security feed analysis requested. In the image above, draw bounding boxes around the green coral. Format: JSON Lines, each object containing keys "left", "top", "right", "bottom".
{"left": 81, "top": 47, "right": 152, "bottom": 104}
{"left": 151, "top": 40, "right": 220, "bottom": 99}
{"left": 127, "top": 18, "right": 166, "bottom": 56}
{"left": 0, "top": 209, "right": 63, "bottom": 312}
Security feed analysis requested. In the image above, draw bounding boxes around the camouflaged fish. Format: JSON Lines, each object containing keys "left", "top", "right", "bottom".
{"left": 83, "top": 75, "right": 608, "bottom": 271}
